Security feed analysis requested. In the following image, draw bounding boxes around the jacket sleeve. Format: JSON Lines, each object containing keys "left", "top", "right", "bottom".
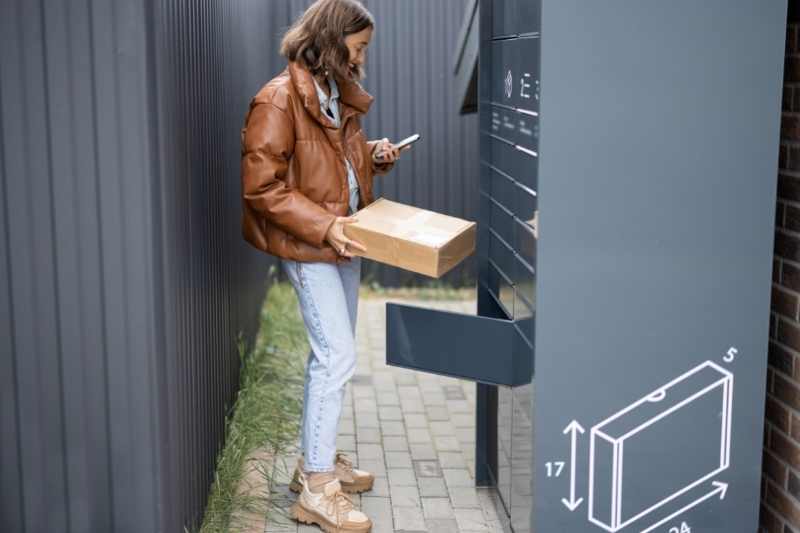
{"left": 367, "top": 140, "right": 396, "bottom": 176}
{"left": 241, "top": 102, "right": 337, "bottom": 248}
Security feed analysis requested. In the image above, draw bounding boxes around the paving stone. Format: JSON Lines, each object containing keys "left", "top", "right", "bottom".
{"left": 425, "top": 518, "right": 460, "bottom": 532}
{"left": 454, "top": 508, "right": 489, "bottom": 531}
{"left": 430, "top": 421, "right": 455, "bottom": 436}
{"left": 443, "top": 385, "right": 467, "bottom": 400}
{"left": 336, "top": 434, "right": 356, "bottom": 451}
{"left": 422, "top": 497, "right": 456, "bottom": 519}
{"left": 418, "top": 477, "right": 449, "bottom": 498}
{"left": 421, "top": 394, "right": 447, "bottom": 407}
{"left": 425, "top": 406, "right": 450, "bottom": 422}
{"left": 373, "top": 370, "right": 395, "bottom": 383}
{"left": 379, "top": 405, "right": 403, "bottom": 421}
{"left": 410, "top": 443, "right": 438, "bottom": 460}
{"left": 355, "top": 401, "right": 379, "bottom": 413}
{"left": 400, "top": 399, "right": 426, "bottom": 413}
{"left": 413, "top": 460, "right": 443, "bottom": 478}
{"left": 377, "top": 392, "right": 401, "bottom": 406}
{"left": 381, "top": 420, "right": 405, "bottom": 436}
{"left": 339, "top": 418, "right": 355, "bottom": 435}
{"left": 438, "top": 451, "right": 467, "bottom": 469}
{"left": 393, "top": 505, "right": 426, "bottom": 531}
{"left": 361, "top": 496, "right": 393, "bottom": 530}
{"left": 394, "top": 371, "right": 419, "bottom": 386}
{"left": 386, "top": 450, "right": 413, "bottom": 468}
{"left": 398, "top": 385, "right": 422, "bottom": 397}
{"left": 407, "top": 428, "right": 432, "bottom": 444}
{"left": 451, "top": 413, "right": 475, "bottom": 428}
{"left": 403, "top": 413, "right": 428, "bottom": 428}
{"left": 434, "top": 435, "right": 462, "bottom": 452}
{"left": 353, "top": 385, "right": 376, "bottom": 398}
{"left": 383, "top": 435, "right": 409, "bottom": 451}
{"left": 388, "top": 468, "right": 417, "bottom": 487}
{"left": 350, "top": 373, "right": 373, "bottom": 385}
{"left": 447, "top": 400, "right": 473, "bottom": 414}
{"left": 449, "top": 486, "right": 481, "bottom": 508}
{"left": 390, "top": 484, "right": 421, "bottom": 507}
{"left": 358, "top": 443, "right": 384, "bottom": 460}
{"left": 370, "top": 475, "right": 390, "bottom": 497}
{"left": 455, "top": 427, "right": 475, "bottom": 444}
{"left": 265, "top": 504, "right": 296, "bottom": 532}
{"left": 443, "top": 468, "right": 474, "bottom": 488}
{"left": 356, "top": 427, "right": 381, "bottom": 444}
{"left": 356, "top": 413, "right": 380, "bottom": 428}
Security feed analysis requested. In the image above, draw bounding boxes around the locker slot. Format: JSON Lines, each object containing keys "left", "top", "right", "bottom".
{"left": 514, "top": 218, "right": 537, "bottom": 268}
{"left": 489, "top": 229, "right": 517, "bottom": 286}
{"left": 490, "top": 198, "right": 516, "bottom": 247}
{"left": 482, "top": 104, "right": 538, "bottom": 152}
{"left": 386, "top": 303, "right": 533, "bottom": 386}
{"left": 487, "top": 259, "right": 515, "bottom": 319}
{"left": 484, "top": 133, "right": 538, "bottom": 191}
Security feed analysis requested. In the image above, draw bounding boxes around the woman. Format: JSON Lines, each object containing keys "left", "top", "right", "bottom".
{"left": 240, "top": 1, "right": 403, "bottom": 531}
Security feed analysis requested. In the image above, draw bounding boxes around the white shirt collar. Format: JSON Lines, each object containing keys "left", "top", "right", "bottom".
{"left": 313, "top": 75, "right": 340, "bottom": 112}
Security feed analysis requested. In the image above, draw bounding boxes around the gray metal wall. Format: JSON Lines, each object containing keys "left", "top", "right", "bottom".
{"left": 0, "top": 0, "right": 281, "bottom": 531}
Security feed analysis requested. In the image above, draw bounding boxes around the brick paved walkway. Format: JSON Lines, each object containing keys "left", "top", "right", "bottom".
{"left": 265, "top": 296, "right": 504, "bottom": 533}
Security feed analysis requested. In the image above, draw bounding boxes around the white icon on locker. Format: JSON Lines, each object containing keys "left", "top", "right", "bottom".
{"left": 520, "top": 73, "right": 532, "bottom": 99}
{"left": 587, "top": 361, "right": 733, "bottom": 532}
{"left": 505, "top": 70, "right": 513, "bottom": 99}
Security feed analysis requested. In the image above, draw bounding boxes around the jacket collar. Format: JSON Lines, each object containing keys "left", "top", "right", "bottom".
{"left": 288, "top": 61, "right": 373, "bottom": 128}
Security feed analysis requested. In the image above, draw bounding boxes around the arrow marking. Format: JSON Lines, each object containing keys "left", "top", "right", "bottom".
{"left": 562, "top": 420, "right": 585, "bottom": 512}
{"left": 639, "top": 482, "right": 728, "bottom": 533}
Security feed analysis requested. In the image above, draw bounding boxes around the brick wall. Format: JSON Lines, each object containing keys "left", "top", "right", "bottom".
{"left": 761, "top": 4, "right": 800, "bottom": 533}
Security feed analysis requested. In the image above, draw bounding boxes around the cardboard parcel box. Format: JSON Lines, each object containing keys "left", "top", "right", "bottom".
{"left": 343, "top": 198, "right": 476, "bottom": 278}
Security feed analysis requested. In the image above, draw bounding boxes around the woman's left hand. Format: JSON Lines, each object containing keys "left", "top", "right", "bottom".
{"left": 372, "top": 138, "right": 403, "bottom": 164}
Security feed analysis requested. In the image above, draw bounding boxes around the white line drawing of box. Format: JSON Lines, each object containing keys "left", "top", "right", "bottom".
{"left": 587, "top": 361, "right": 733, "bottom": 532}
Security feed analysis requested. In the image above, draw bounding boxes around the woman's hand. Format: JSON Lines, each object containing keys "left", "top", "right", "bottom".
{"left": 325, "top": 215, "right": 367, "bottom": 258}
{"left": 372, "top": 138, "right": 405, "bottom": 164}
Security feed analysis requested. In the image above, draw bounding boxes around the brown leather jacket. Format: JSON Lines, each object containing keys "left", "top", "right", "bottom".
{"left": 240, "top": 62, "right": 394, "bottom": 263}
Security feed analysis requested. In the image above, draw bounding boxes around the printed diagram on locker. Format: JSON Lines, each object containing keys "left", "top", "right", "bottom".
{"left": 546, "top": 348, "right": 737, "bottom": 533}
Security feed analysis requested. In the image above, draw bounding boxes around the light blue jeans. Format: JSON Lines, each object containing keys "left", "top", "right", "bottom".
{"left": 281, "top": 256, "right": 361, "bottom": 472}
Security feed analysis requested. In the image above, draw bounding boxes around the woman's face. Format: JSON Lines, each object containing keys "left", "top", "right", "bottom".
{"left": 344, "top": 26, "right": 373, "bottom": 78}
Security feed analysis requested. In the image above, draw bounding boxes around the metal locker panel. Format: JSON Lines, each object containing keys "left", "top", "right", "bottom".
{"left": 386, "top": 303, "right": 532, "bottom": 387}
{"left": 532, "top": 1, "right": 786, "bottom": 532}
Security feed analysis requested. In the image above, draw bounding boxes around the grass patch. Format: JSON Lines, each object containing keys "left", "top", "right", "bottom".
{"left": 198, "top": 279, "right": 307, "bottom": 533}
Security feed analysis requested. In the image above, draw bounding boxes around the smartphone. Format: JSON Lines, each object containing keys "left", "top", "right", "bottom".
{"left": 375, "top": 134, "right": 421, "bottom": 161}
{"left": 394, "top": 133, "right": 421, "bottom": 150}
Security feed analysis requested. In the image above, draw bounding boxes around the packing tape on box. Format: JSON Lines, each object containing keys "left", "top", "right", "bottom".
{"left": 404, "top": 211, "right": 436, "bottom": 227}
{"left": 409, "top": 231, "right": 450, "bottom": 247}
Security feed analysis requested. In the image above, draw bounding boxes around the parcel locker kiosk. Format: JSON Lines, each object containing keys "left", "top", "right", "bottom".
{"left": 386, "top": 1, "right": 787, "bottom": 532}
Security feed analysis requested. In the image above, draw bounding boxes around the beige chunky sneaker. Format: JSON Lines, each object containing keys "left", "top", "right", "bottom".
{"left": 290, "top": 475, "right": 373, "bottom": 533}
{"left": 290, "top": 453, "right": 375, "bottom": 494}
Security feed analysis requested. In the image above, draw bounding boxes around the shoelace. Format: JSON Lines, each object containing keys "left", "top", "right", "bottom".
{"left": 324, "top": 488, "right": 354, "bottom": 526}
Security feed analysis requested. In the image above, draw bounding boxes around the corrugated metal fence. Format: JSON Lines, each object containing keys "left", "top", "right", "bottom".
{"left": 0, "top": 0, "right": 281, "bottom": 531}
{"left": 0, "top": 1, "right": 477, "bottom": 532}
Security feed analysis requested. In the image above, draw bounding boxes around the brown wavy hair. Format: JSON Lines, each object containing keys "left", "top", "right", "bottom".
{"left": 280, "top": 0, "right": 374, "bottom": 81}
